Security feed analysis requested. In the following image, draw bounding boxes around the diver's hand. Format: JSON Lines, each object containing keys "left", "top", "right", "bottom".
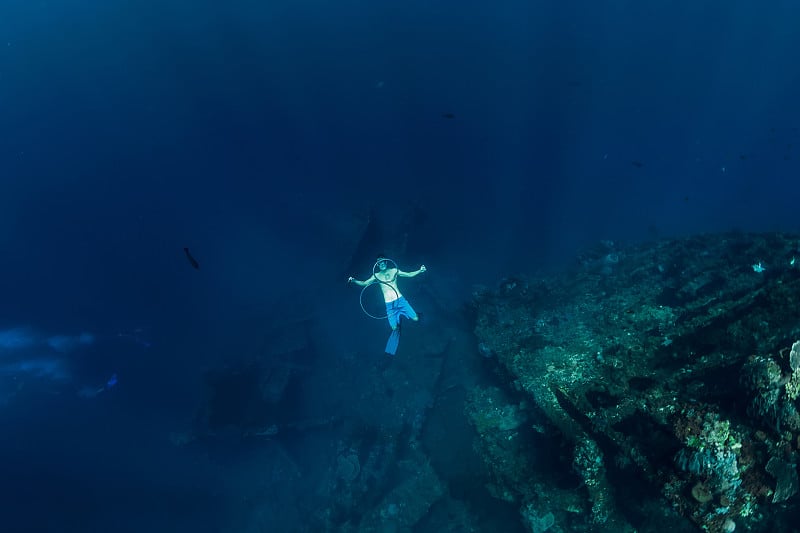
{"left": 419, "top": 265, "right": 426, "bottom": 273}
{"left": 348, "top": 276, "right": 354, "bottom": 283}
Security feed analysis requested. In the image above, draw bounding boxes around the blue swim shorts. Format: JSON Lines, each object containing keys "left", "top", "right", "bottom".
{"left": 385, "top": 297, "right": 417, "bottom": 329}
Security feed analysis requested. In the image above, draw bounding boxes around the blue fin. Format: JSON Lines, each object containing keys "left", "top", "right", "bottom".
{"left": 385, "top": 328, "right": 401, "bottom": 355}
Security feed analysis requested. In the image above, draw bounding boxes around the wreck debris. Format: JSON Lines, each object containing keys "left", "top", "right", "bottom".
{"left": 470, "top": 232, "right": 800, "bottom": 532}
{"left": 765, "top": 456, "right": 799, "bottom": 503}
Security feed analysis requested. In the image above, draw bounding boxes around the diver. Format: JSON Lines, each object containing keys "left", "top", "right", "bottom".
{"left": 348, "top": 256, "right": 426, "bottom": 355}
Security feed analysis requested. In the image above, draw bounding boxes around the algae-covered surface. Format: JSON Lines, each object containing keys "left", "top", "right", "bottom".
{"left": 470, "top": 233, "right": 800, "bottom": 532}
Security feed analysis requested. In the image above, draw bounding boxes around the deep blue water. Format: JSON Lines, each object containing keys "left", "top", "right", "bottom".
{"left": 1, "top": 1, "right": 799, "bottom": 531}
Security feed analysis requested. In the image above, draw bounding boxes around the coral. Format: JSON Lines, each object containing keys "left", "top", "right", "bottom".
{"left": 465, "top": 386, "right": 527, "bottom": 434}
{"left": 790, "top": 341, "right": 800, "bottom": 372}
{"left": 785, "top": 340, "right": 800, "bottom": 401}
{"left": 520, "top": 504, "right": 555, "bottom": 533}
{"left": 740, "top": 342, "right": 800, "bottom": 432}
{"left": 722, "top": 518, "right": 737, "bottom": 532}
{"left": 671, "top": 405, "right": 750, "bottom": 532}
{"left": 692, "top": 482, "right": 713, "bottom": 503}
{"left": 573, "top": 436, "right": 614, "bottom": 524}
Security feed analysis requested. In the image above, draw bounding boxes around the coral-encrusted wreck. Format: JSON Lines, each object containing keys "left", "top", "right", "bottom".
{"left": 469, "top": 233, "right": 800, "bottom": 532}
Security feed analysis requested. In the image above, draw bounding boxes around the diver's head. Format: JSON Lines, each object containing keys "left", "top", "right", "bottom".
{"left": 376, "top": 253, "right": 389, "bottom": 271}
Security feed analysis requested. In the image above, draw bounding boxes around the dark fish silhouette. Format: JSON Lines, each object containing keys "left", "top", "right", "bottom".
{"left": 631, "top": 160, "right": 644, "bottom": 168}
{"left": 184, "top": 247, "right": 200, "bottom": 270}
{"left": 441, "top": 113, "right": 455, "bottom": 119}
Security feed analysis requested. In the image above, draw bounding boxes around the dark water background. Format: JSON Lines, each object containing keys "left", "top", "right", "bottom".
{"left": 1, "top": 0, "right": 798, "bottom": 531}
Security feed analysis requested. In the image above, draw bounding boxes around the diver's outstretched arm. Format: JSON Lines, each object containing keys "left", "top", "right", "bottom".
{"left": 398, "top": 265, "right": 426, "bottom": 278}
{"left": 348, "top": 275, "right": 377, "bottom": 286}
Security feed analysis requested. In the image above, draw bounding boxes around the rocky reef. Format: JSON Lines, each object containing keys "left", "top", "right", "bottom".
{"left": 469, "top": 232, "right": 800, "bottom": 532}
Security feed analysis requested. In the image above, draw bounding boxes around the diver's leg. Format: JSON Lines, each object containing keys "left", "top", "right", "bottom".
{"left": 386, "top": 304, "right": 399, "bottom": 330}
{"left": 400, "top": 297, "right": 418, "bottom": 322}
{"left": 385, "top": 304, "right": 401, "bottom": 355}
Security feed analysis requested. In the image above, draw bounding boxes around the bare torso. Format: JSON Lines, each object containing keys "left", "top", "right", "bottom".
{"left": 375, "top": 268, "right": 402, "bottom": 303}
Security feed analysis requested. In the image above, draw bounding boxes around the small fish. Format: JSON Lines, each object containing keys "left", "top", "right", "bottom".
{"left": 184, "top": 247, "right": 200, "bottom": 270}
{"left": 441, "top": 113, "right": 455, "bottom": 119}
{"left": 631, "top": 160, "right": 644, "bottom": 168}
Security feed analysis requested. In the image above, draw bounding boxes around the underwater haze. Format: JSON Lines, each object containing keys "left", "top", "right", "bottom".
{"left": 1, "top": 0, "right": 799, "bottom": 532}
